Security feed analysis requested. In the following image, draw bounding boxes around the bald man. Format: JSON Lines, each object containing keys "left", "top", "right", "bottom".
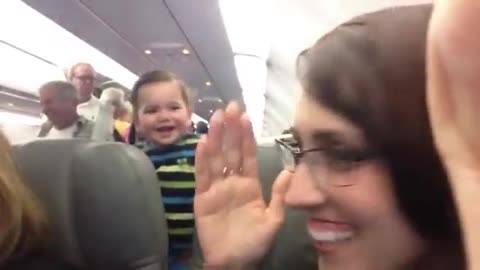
{"left": 38, "top": 81, "right": 113, "bottom": 141}
{"left": 38, "top": 81, "right": 94, "bottom": 139}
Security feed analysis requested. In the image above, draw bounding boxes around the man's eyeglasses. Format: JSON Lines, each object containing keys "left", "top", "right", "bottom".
{"left": 274, "top": 135, "right": 377, "bottom": 187}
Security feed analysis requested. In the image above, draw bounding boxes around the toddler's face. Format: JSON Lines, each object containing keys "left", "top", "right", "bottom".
{"left": 136, "top": 81, "right": 191, "bottom": 146}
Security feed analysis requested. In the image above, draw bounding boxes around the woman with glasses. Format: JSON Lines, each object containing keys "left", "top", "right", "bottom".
{"left": 194, "top": 2, "right": 480, "bottom": 270}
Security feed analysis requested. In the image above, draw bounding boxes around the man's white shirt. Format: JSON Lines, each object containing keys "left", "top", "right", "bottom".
{"left": 43, "top": 123, "right": 76, "bottom": 139}
{"left": 77, "top": 95, "right": 101, "bottom": 121}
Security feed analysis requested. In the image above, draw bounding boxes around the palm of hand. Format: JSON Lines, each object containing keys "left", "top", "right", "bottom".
{"left": 194, "top": 103, "right": 290, "bottom": 268}
{"left": 195, "top": 175, "right": 277, "bottom": 265}
{"left": 195, "top": 174, "right": 263, "bottom": 218}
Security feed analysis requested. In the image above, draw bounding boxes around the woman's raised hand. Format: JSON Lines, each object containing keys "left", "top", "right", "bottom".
{"left": 194, "top": 102, "right": 291, "bottom": 269}
{"left": 427, "top": 1, "right": 480, "bottom": 268}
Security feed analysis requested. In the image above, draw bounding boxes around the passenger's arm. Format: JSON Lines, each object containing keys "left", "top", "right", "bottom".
{"left": 427, "top": 1, "right": 480, "bottom": 269}
{"left": 91, "top": 88, "right": 124, "bottom": 141}
{"left": 91, "top": 103, "right": 115, "bottom": 141}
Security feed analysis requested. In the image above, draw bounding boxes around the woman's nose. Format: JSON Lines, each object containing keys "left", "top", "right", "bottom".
{"left": 285, "top": 163, "right": 327, "bottom": 209}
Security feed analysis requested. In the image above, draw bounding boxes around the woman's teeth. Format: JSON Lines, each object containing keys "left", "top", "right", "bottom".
{"left": 309, "top": 230, "right": 354, "bottom": 242}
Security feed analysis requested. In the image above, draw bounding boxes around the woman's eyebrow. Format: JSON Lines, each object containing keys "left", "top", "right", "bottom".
{"left": 313, "top": 129, "right": 371, "bottom": 151}
{"left": 311, "top": 130, "right": 346, "bottom": 145}
{"left": 291, "top": 127, "right": 346, "bottom": 147}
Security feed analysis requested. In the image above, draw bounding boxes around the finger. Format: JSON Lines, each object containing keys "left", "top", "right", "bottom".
{"left": 427, "top": 0, "right": 480, "bottom": 162}
{"left": 207, "top": 110, "right": 226, "bottom": 182}
{"left": 240, "top": 113, "right": 258, "bottom": 179}
{"left": 195, "top": 135, "right": 211, "bottom": 194}
{"left": 266, "top": 170, "right": 292, "bottom": 225}
{"left": 224, "top": 102, "right": 243, "bottom": 174}
{"left": 428, "top": 1, "right": 472, "bottom": 130}
{"left": 428, "top": 1, "right": 480, "bottom": 266}
{"left": 426, "top": 20, "right": 455, "bottom": 155}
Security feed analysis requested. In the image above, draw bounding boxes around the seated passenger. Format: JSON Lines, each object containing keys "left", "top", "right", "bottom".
{"left": 38, "top": 81, "right": 95, "bottom": 139}
{"left": 130, "top": 70, "right": 199, "bottom": 270}
{"left": 38, "top": 81, "right": 116, "bottom": 141}
{"left": 0, "top": 131, "right": 72, "bottom": 269}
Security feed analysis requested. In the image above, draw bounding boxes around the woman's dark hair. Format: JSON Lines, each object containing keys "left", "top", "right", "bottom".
{"left": 130, "top": 70, "right": 191, "bottom": 116}
{"left": 297, "top": 4, "right": 465, "bottom": 268}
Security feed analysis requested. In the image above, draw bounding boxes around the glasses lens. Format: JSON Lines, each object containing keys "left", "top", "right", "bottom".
{"left": 276, "top": 143, "right": 296, "bottom": 172}
{"left": 305, "top": 153, "right": 360, "bottom": 187}
{"left": 303, "top": 152, "right": 328, "bottom": 186}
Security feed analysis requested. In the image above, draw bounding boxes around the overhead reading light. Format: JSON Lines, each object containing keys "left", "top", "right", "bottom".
{"left": 182, "top": 48, "right": 190, "bottom": 55}
{"left": 144, "top": 49, "right": 152, "bottom": 55}
{"left": 205, "top": 81, "right": 212, "bottom": 86}
{"left": 7, "top": 103, "right": 14, "bottom": 107}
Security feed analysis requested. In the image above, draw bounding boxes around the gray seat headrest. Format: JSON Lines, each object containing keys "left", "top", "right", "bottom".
{"left": 256, "top": 143, "right": 318, "bottom": 270}
{"left": 14, "top": 140, "right": 168, "bottom": 270}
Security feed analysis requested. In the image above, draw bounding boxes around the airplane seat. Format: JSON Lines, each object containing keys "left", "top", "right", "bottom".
{"left": 13, "top": 140, "right": 168, "bottom": 270}
{"left": 256, "top": 143, "right": 318, "bottom": 270}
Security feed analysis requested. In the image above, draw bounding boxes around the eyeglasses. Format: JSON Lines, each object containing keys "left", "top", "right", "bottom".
{"left": 275, "top": 136, "right": 377, "bottom": 187}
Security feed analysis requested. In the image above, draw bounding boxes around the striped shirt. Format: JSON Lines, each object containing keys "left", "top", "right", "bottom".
{"left": 143, "top": 134, "right": 199, "bottom": 263}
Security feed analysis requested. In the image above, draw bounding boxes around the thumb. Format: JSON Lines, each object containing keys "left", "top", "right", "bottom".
{"left": 266, "top": 170, "right": 292, "bottom": 225}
